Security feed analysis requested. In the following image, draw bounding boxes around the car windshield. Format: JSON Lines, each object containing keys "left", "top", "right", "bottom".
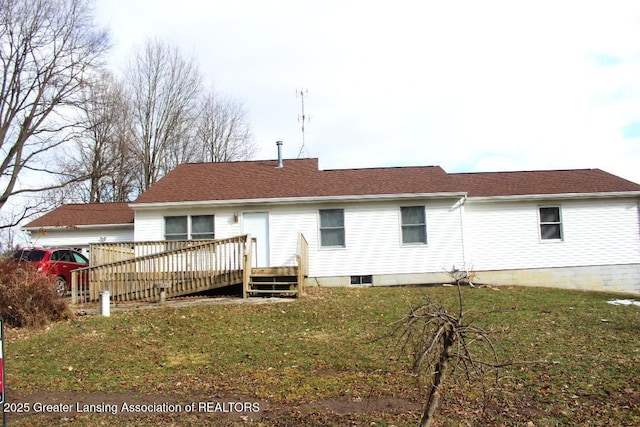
{"left": 13, "top": 249, "right": 46, "bottom": 262}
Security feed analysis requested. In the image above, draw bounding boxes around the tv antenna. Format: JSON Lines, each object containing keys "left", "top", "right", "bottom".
{"left": 296, "top": 88, "right": 311, "bottom": 158}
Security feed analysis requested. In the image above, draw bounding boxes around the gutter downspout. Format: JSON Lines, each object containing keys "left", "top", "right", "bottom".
{"left": 455, "top": 195, "right": 468, "bottom": 273}
{"left": 637, "top": 199, "right": 640, "bottom": 251}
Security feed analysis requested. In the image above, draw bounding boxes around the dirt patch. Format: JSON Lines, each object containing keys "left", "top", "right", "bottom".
{"left": 297, "top": 396, "right": 420, "bottom": 415}
{"left": 74, "top": 295, "right": 295, "bottom": 316}
{"left": 4, "top": 390, "right": 421, "bottom": 425}
{"left": 5, "top": 390, "right": 265, "bottom": 423}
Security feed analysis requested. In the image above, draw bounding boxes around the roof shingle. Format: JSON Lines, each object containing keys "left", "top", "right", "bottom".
{"left": 451, "top": 169, "right": 640, "bottom": 197}
{"left": 24, "top": 161, "right": 640, "bottom": 228}
{"left": 132, "top": 159, "right": 462, "bottom": 204}
{"left": 23, "top": 202, "right": 134, "bottom": 229}
{"left": 132, "top": 159, "right": 640, "bottom": 204}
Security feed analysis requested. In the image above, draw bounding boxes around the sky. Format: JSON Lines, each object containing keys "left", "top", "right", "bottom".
{"left": 93, "top": 0, "right": 640, "bottom": 183}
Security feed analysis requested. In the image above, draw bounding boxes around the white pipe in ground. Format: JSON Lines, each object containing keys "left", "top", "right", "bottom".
{"left": 99, "top": 291, "right": 110, "bottom": 317}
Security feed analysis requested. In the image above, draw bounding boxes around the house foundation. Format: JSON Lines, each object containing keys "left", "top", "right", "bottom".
{"left": 308, "top": 263, "right": 640, "bottom": 295}
{"left": 473, "top": 263, "right": 640, "bottom": 295}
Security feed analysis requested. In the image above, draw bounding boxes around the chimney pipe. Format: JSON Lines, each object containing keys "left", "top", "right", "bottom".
{"left": 276, "top": 141, "right": 283, "bottom": 168}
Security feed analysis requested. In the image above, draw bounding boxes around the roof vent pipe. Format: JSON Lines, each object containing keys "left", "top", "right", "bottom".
{"left": 276, "top": 141, "right": 283, "bottom": 168}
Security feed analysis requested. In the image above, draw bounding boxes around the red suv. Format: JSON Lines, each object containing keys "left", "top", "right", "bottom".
{"left": 12, "top": 248, "right": 89, "bottom": 297}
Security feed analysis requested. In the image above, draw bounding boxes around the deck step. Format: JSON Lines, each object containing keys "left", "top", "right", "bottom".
{"left": 251, "top": 267, "right": 298, "bottom": 276}
{"left": 248, "top": 289, "right": 299, "bottom": 294}
{"left": 242, "top": 263, "right": 305, "bottom": 297}
{"left": 248, "top": 267, "right": 300, "bottom": 297}
{"left": 250, "top": 281, "right": 297, "bottom": 286}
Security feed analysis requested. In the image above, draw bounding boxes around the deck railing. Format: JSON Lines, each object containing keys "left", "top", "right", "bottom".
{"left": 72, "top": 235, "right": 249, "bottom": 303}
{"left": 89, "top": 240, "right": 226, "bottom": 265}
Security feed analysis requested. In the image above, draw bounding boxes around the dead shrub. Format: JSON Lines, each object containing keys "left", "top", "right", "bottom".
{"left": 0, "top": 260, "right": 73, "bottom": 328}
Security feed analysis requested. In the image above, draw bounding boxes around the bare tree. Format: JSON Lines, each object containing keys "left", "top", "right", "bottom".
{"left": 0, "top": 194, "right": 55, "bottom": 232}
{"left": 0, "top": 0, "right": 109, "bottom": 223}
{"left": 108, "top": 98, "right": 138, "bottom": 201}
{"left": 0, "top": 222, "right": 21, "bottom": 254}
{"left": 194, "top": 89, "right": 255, "bottom": 163}
{"left": 124, "top": 38, "right": 202, "bottom": 192}
{"left": 61, "top": 71, "right": 137, "bottom": 202}
{"left": 391, "top": 269, "right": 509, "bottom": 427}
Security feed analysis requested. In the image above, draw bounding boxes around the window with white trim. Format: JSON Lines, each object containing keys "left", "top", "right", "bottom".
{"left": 164, "top": 215, "right": 214, "bottom": 241}
{"left": 539, "top": 206, "right": 562, "bottom": 240}
{"left": 165, "top": 216, "right": 188, "bottom": 241}
{"left": 191, "top": 215, "right": 215, "bottom": 239}
{"left": 401, "top": 206, "right": 427, "bottom": 244}
{"left": 319, "top": 209, "right": 345, "bottom": 247}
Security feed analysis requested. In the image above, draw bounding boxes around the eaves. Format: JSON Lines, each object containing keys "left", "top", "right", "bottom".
{"left": 22, "top": 223, "right": 134, "bottom": 231}
{"left": 466, "top": 191, "right": 640, "bottom": 203}
{"left": 129, "top": 192, "right": 468, "bottom": 211}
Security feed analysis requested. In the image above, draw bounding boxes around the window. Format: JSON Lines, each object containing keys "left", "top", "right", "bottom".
{"left": 191, "top": 215, "right": 215, "bottom": 240}
{"left": 165, "top": 216, "right": 188, "bottom": 241}
{"left": 13, "top": 249, "right": 45, "bottom": 262}
{"left": 401, "top": 206, "right": 427, "bottom": 244}
{"left": 164, "top": 215, "right": 214, "bottom": 241}
{"left": 539, "top": 206, "right": 562, "bottom": 240}
{"left": 319, "top": 209, "right": 345, "bottom": 247}
{"left": 350, "top": 275, "right": 373, "bottom": 285}
{"left": 71, "top": 251, "right": 89, "bottom": 264}
{"left": 51, "top": 250, "right": 73, "bottom": 262}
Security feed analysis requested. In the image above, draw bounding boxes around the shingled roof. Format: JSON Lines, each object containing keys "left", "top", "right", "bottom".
{"left": 23, "top": 162, "right": 640, "bottom": 229}
{"left": 132, "top": 159, "right": 640, "bottom": 205}
{"left": 132, "top": 158, "right": 464, "bottom": 204}
{"left": 451, "top": 169, "right": 640, "bottom": 197}
{"left": 23, "top": 202, "right": 134, "bottom": 229}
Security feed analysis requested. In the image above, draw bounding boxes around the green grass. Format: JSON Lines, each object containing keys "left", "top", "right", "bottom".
{"left": 4, "top": 286, "right": 640, "bottom": 426}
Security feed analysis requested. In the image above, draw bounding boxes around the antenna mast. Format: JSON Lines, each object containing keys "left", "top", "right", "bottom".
{"left": 296, "top": 88, "right": 310, "bottom": 158}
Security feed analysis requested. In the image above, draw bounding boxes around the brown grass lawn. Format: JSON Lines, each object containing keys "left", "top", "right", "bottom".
{"left": 3, "top": 285, "right": 640, "bottom": 426}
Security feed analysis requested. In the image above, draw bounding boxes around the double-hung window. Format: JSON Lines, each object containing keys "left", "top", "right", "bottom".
{"left": 401, "top": 206, "right": 427, "bottom": 244}
{"left": 539, "top": 206, "right": 562, "bottom": 241}
{"left": 191, "top": 215, "right": 215, "bottom": 239}
{"left": 165, "top": 216, "right": 188, "bottom": 241}
{"left": 319, "top": 209, "right": 345, "bottom": 247}
{"left": 164, "top": 215, "right": 214, "bottom": 241}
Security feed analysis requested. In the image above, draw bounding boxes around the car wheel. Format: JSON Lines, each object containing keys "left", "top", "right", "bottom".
{"left": 55, "top": 276, "right": 67, "bottom": 297}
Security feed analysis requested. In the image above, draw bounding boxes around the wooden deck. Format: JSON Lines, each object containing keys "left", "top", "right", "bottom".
{"left": 72, "top": 234, "right": 308, "bottom": 303}
{"left": 248, "top": 267, "right": 299, "bottom": 297}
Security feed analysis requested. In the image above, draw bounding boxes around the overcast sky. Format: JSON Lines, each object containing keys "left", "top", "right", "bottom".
{"left": 95, "top": 0, "right": 640, "bottom": 184}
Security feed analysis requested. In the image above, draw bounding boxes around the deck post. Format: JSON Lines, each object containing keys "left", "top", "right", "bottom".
{"left": 296, "top": 233, "right": 309, "bottom": 297}
{"left": 155, "top": 283, "right": 171, "bottom": 304}
{"left": 242, "top": 234, "right": 252, "bottom": 298}
{"left": 71, "top": 271, "right": 78, "bottom": 304}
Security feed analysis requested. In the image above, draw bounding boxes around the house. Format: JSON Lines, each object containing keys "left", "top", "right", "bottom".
{"left": 23, "top": 157, "right": 640, "bottom": 295}
{"left": 23, "top": 202, "right": 134, "bottom": 256}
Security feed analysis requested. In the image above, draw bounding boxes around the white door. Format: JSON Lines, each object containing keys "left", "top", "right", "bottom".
{"left": 243, "top": 212, "right": 270, "bottom": 267}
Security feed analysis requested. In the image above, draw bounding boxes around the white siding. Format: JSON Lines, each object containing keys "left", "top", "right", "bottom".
{"left": 267, "top": 199, "right": 465, "bottom": 277}
{"left": 134, "top": 208, "right": 240, "bottom": 242}
{"left": 133, "top": 210, "right": 162, "bottom": 241}
{"left": 464, "top": 198, "right": 640, "bottom": 270}
{"left": 131, "top": 196, "right": 640, "bottom": 283}
{"left": 27, "top": 227, "right": 133, "bottom": 255}
{"left": 216, "top": 209, "right": 243, "bottom": 238}
{"left": 132, "top": 198, "right": 466, "bottom": 278}
{"left": 269, "top": 207, "right": 314, "bottom": 266}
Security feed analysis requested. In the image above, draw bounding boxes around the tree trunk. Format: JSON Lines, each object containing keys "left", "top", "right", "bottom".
{"left": 419, "top": 324, "right": 455, "bottom": 427}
